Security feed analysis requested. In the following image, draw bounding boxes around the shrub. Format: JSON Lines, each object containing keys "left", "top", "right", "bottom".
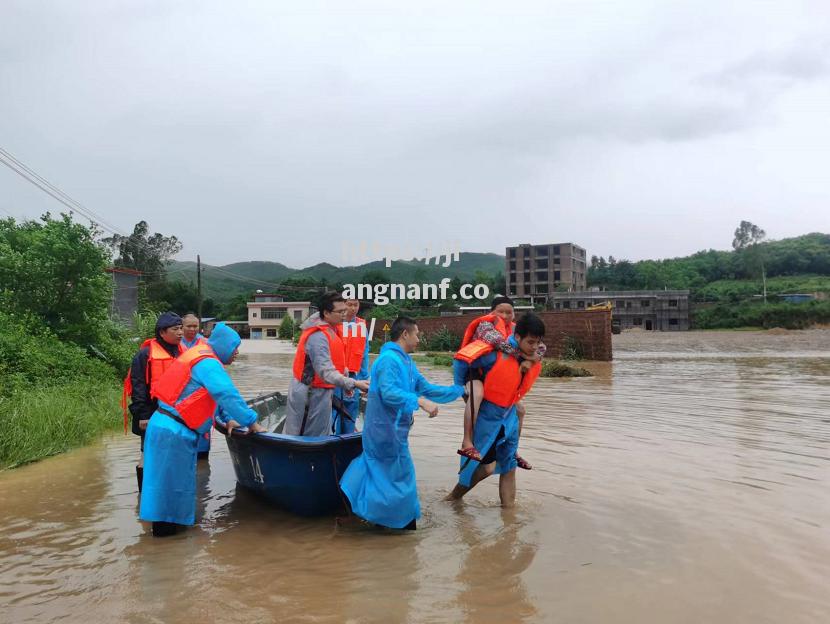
{"left": 0, "top": 311, "right": 116, "bottom": 396}
{"left": 561, "top": 336, "right": 585, "bottom": 360}
{"left": 278, "top": 315, "right": 294, "bottom": 339}
{"left": 423, "top": 326, "right": 461, "bottom": 352}
{"left": 541, "top": 360, "right": 593, "bottom": 377}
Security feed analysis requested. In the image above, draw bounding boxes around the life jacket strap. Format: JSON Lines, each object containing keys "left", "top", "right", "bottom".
{"left": 156, "top": 406, "right": 190, "bottom": 430}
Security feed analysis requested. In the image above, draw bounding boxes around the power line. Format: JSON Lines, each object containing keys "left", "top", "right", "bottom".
{"left": 0, "top": 145, "right": 188, "bottom": 269}
{"left": 0, "top": 146, "right": 125, "bottom": 236}
{"left": 203, "top": 264, "right": 329, "bottom": 292}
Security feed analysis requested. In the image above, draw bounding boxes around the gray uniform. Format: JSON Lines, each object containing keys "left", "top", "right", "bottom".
{"left": 284, "top": 315, "right": 356, "bottom": 436}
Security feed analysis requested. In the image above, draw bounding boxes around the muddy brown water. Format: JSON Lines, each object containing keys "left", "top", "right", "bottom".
{"left": 1, "top": 331, "right": 828, "bottom": 623}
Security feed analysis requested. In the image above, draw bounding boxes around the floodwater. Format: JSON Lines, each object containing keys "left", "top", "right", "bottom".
{"left": 1, "top": 331, "right": 828, "bottom": 623}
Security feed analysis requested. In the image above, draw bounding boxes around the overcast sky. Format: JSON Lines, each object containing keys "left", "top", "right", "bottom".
{"left": 1, "top": 1, "right": 828, "bottom": 268}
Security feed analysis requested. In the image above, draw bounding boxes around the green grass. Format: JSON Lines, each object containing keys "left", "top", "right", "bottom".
{"left": 696, "top": 274, "right": 830, "bottom": 303}
{"left": 541, "top": 361, "right": 593, "bottom": 378}
{"left": 0, "top": 383, "right": 122, "bottom": 469}
{"left": 413, "top": 352, "right": 455, "bottom": 367}
{"left": 693, "top": 300, "right": 830, "bottom": 330}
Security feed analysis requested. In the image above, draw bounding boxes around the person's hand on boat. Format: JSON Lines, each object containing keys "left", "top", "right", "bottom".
{"left": 225, "top": 419, "right": 243, "bottom": 436}
{"left": 520, "top": 359, "right": 534, "bottom": 373}
{"left": 354, "top": 380, "right": 370, "bottom": 392}
{"left": 139, "top": 419, "right": 149, "bottom": 431}
{"left": 225, "top": 419, "right": 267, "bottom": 435}
{"left": 418, "top": 397, "right": 439, "bottom": 418}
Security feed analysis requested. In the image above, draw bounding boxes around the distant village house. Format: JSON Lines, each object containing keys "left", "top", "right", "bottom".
{"left": 248, "top": 293, "right": 312, "bottom": 339}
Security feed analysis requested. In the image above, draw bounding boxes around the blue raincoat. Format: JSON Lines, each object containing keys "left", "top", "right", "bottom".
{"left": 180, "top": 336, "right": 213, "bottom": 454}
{"left": 180, "top": 335, "right": 204, "bottom": 349}
{"left": 332, "top": 320, "right": 370, "bottom": 435}
{"left": 139, "top": 323, "right": 256, "bottom": 525}
{"left": 340, "top": 342, "right": 464, "bottom": 528}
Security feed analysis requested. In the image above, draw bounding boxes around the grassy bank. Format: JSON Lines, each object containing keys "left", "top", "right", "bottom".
{"left": 541, "top": 361, "right": 593, "bottom": 377}
{"left": 693, "top": 300, "right": 830, "bottom": 330}
{"left": 414, "top": 351, "right": 593, "bottom": 378}
{"left": 0, "top": 311, "right": 130, "bottom": 470}
{"left": 413, "top": 352, "right": 454, "bottom": 367}
{"left": 0, "top": 383, "right": 122, "bottom": 469}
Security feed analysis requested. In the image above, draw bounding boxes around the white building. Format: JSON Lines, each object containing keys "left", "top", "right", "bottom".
{"left": 247, "top": 293, "right": 313, "bottom": 339}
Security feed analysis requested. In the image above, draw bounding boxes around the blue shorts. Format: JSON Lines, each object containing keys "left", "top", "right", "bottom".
{"left": 452, "top": 355, "right": 496, "bottom": 387}
{"left": 458, "top": 401, "right": 519, "bottom": 487}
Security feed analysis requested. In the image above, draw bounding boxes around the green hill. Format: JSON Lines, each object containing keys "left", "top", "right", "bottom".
{"left": 168, "top": 252, "right": 505, "bottom": 303}
{"left": 588, "top": 233, "right": 830, "bottom": 297}
{"left": 587, "top": 232, "right": 830, "bottom": 329}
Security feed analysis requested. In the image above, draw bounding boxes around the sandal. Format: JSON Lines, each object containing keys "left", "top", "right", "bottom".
{"left": 516, "top": 454, "right": 532, "bottom": 470}
{"left": 457, "top": 447, "right": 482, "bottom": 462}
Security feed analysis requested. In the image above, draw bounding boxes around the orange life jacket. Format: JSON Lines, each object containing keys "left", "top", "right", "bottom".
{"left": 292, "top": 324, "right": 346, "bottom": 389}
{"left": 182, "top": 336, "right": 207, "bottom": 349}
{"left": 338, "top": 316, "right": 367, "bottom": 374}
{"left": 482, "top": 352, "right": 541, "bottom": 408}
{"left": 454, "top": 314, "right": 514, "bottom": 364}
{"left": 150, "top": 344, "right": 220, "bottom": 431}
{"left": 121, "top": 339, "right": 184, "bottom": 433}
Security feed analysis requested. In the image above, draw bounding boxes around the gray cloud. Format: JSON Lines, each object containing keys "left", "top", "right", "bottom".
{"left": 1, "top": 1, "right": 829, "bottom": 267}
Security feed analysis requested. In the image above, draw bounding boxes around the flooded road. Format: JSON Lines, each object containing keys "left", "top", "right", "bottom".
{"left": 1, "top": 330, "right": 828, "bottom": 623}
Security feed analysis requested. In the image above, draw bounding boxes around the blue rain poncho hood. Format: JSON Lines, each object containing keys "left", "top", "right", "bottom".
{"left": 208, "top": 322, "right": 241, "bottom": 364}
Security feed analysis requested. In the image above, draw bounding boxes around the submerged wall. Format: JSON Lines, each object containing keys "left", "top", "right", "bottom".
{"left": 410, "top": 309, "right": 613, "bottom": 361}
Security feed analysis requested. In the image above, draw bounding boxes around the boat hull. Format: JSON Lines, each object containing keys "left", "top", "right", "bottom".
{"left": 217, "top": 392, "right": 363, "bottom": 516}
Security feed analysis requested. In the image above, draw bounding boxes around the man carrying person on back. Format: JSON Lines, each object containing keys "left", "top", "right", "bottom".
{"left": 447, "top": 313, "right": 546, "bottom": 508}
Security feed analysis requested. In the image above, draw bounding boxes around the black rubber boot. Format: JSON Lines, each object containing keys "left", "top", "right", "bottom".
{"left": 136, "top": 466, "right": 143, "bottom": 492}
{"left": 152, "top": 521, "right": 178, "bottom": 537}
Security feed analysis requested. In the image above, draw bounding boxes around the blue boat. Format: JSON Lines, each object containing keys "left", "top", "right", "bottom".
{"left": 215, "top": 391, "right": 363, "bottom": 516}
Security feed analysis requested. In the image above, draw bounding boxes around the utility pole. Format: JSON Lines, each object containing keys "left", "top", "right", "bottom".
{"left": 197, "top": 254, "right": 202, "bottom": 322}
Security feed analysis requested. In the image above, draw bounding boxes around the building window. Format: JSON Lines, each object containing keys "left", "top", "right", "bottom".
{"left": 669, "top": 299, "right": 678, "bottom": 307}
{"left": 509, "top": 248, "right": 516, "bottom": 258}
{"left": 641, "top": 300, "right": 651, "bottom": 307}
{"left": 577, "top": 301, "right": 585, "bottom": 308}
{"left": 524, "top": 273, "right": 530, "bottom": 282}
{"left": 536, "top": 259, "right": 548, "bottom": 270}
{"left": 252, "top": 312, "right": 258, "bottom": 318}
{"left": 562, "top": 300, "right": 571, "bottom": 309}
{"left": 634, "top": 317, "right": 643, "bottom": 326}
{"left": 616, "top": 300, "right": 624, "bottom": 308}
{"left": 266, "top": 328, "right": 277, "bottom": 337}
{"left": 536, "top": 284, "right": 548, "bottom": 294}
{"left": 294, "top": 310, "right": 303, "bottom": 321}
{"left": 669, "top": 318, "right": 679, "bottom": 326}
{"left": 262, "top": 309, "right": 286, "bottom": 319}
{"left": 553, "top": 245, "right": 560, "bottom": 255}
{"left": 536, "top": 272, "right": 548, "bottom": 282}
{"left": 509, "top": 261, "right": 516, "bottom": 271}
{"left": 626, "top": 301, "right": 633, "bottom": 309}
{"left": 554, "top": 271, "right": 561, "bottom": 280}
{"left": 554, "top": 303, "right": 561, "bottom": 309}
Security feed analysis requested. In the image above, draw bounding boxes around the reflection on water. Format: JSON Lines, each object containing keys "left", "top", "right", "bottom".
{"left": 1, "top": 330, "right": 828, "bottom": 623}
